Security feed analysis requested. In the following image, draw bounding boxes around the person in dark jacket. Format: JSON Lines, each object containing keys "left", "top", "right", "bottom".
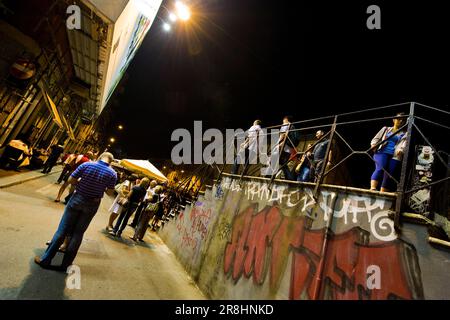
{"left": 111, "top": 178, "right": 150, "bottom": 238}
{"left": 42, "top": 144, "right": 64, "bottom": 174}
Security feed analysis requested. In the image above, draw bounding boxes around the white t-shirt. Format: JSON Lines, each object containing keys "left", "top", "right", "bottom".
{"left": 144, "top": 186, "right": 156, "bottom": 201}
{"left": 246, "top": 124, "right": 262, "bottom": 153}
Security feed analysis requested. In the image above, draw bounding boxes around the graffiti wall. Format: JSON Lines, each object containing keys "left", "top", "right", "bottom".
{"left": 159, "top": 175, "right": 450, "bottom": 299}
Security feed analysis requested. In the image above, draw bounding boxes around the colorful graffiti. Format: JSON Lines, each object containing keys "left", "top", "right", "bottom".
{"left": 221, "top": 180, "right": 397, "bottom": 242}
{"left": 223, "top": 204, "right": 424, "bottom": 300}
{"left": 159, "top": 176, "right": 450, "bottom": 299}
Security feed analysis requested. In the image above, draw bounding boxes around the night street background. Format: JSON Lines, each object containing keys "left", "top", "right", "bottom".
{"left": 106, "top": 1, "right": 449, "bottom": 159}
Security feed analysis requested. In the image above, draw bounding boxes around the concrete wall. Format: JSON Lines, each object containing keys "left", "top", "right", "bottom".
{"left": 159, "top": 175, "right": 450, "bottom": 300}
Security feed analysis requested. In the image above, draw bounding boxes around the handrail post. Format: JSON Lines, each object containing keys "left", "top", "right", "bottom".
{"left": 269, "top": 123, "right": 291, "bottom": 189}
{"left": 394, "top": 102, "right": 415, "bottom": 229}
{"left": 313, "top": 115, "right": 337, "bottom": 200}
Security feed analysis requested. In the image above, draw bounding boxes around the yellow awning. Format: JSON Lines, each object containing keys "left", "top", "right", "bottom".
{"left": 42, "top": 89, "right": 63, "bottom": 129}
{"left": 119, "top": 159, "right": 168, "bottom": 182}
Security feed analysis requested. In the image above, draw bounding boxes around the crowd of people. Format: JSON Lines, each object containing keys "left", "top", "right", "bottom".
{"left": 232, "top": 112, "right": 408, "bottom": 192}
{"left": 106, "top": 175, "right": 169, "bottom": 241}
{"left": 34, "top": 150, "right": 183, "bottom": 272}
{"left": 20, "top": 112, "right": 409, "bottom": 273}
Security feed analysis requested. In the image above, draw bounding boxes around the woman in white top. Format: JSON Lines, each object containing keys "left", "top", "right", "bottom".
{"left": 106, "top": 175, "right": 137, "bottom": 232}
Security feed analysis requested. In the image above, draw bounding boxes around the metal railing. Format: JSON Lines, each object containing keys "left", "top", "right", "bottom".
{"left": 212, "top": 101, "right": 449, "bottom": 228}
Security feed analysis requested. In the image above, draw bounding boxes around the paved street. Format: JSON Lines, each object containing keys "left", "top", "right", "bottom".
{"left": 0, "top": 171, "right": 205, "bottom": 299}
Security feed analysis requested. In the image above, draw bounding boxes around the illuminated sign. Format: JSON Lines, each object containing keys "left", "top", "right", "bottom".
{"left": 100, "top": 0, "right": 162, "bottom": 112}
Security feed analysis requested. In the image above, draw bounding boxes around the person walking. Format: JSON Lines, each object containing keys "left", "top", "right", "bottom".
{"left": 34, "top": 152, "right": 117, "bottom": 271}
{"left": 57, "top": 153, "right": 76, "bottom": 184}
{"left": 130, "top": 186, "right": 163, "bottom": 242}
{"left": 110, "top": 178, "right": 149, "bottom": 238}
{"left": 41, "top": 143, "right": 64, "bottom": 174}
{"left": 231, "top": 120, "right": 263, "bottom": 176}
{"left": 55, "top": 152, "right": 92, "bottom": 202}
{"left": 274, "top": 116, "right": 300, "bottom": 180}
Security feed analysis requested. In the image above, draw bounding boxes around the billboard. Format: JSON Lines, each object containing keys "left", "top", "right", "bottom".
{"left": 99, "top": 0, "right": 162, "bottom": 112}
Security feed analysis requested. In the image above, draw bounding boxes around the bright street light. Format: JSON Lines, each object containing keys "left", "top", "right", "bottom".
{"left": 110, "top": 137, "right": 115, "bottom": 143}
{"left": 118, "top": 125, "right": 123, "bottom": 130}
{"left": 169, "top": 12, "right": 177, "bottom": 22}
{"left": 175, "top": 1, "right": 190, "bottom": 21}
{"left": 163, "top": 22, "right": 171, "bottom": 32}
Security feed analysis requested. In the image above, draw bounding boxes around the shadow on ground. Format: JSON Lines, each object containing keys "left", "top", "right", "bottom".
{"left": 100, "top": 229, "right": 156, "bottom": 250}
{"left": 0, "top": 249, "right": 68, "bottom": 299}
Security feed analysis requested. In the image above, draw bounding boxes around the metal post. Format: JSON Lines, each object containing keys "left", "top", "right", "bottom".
{"left": 394, "top": 102, "right": 415, "bottom": 229}
{"left": 269, "top": 123, "right": 290, "bottom": 189}
{"left": 313, "top": 116, "right": 337, "bottom": 199}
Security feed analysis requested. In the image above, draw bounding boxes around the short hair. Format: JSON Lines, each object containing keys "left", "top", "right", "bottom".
{"left": 140, "top": 177, "right": 150, "bottom": 189}
{"left": 129, "top": 174, "right": 139, "bottom": 182}
{"left": 254, "top": 120, "right": 262, "bottom": 126}
{"left": 283, "top": 115, "right": 293, "bottom": 122}
{"left": 154, "top": 185, "right": 163, "bottom": 194}
{"left": 394, "top": 112, "right": 406, "bottom": 119}
{"left": 98, "top": 152, "right": 114, "bottom": 163}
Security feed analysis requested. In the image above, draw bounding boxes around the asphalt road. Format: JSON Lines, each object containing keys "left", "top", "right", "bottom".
{"left": 0, "top": 172, "right": 205, "bottom": 299}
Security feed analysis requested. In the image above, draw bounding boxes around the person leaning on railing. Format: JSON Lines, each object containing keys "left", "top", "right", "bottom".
{"left": 369, "top": 112, "right": 407, "bottom": 192}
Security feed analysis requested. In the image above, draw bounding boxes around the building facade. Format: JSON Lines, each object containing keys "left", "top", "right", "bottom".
{"left": 0, "top": 0, "right": 161, "bottom": 155}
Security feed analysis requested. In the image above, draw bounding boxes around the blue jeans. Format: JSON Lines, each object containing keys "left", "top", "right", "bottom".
{"left": 41, "top": 192, "right": 100, "bottom": 268}
{"left": 280, "top": 151, "right": 296, "bottom": 181}
{"left": 297, "top": 166, "right": 311, "bottom": 182}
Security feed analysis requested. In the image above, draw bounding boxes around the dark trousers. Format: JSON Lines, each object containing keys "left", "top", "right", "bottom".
{"left": 57, "top": 165, "right": 71, "bottom": 183}
{"left": 113, "top": 202, "right": 139, "bottom": 235}
{"left": 42, "top": 158, "right": 57, "bottom": 173}
{"left": 131, "top": 201, "right": 146, "bottom": 227}
{"left": 280, "top": 151, "right": 296, "bottom": 181}
{"left": 41, "top": 192, "right": 100, "bottom": 268}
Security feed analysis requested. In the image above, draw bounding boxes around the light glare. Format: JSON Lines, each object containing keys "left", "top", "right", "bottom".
{"left": 175, "top": 1, "right": 191, "bottom": 21}
{"left": 169, "top": 12, "right": 177, "bottom": 22}
{"left": 163, "top": 23, "right": 171, "bottom": 31}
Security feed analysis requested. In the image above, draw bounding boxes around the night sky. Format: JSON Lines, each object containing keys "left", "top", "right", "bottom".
{"left": 109, "top": 1, "right": 449, "bottom": 159}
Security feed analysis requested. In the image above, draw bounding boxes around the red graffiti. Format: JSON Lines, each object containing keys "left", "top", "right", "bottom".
{"left": 190, "top": 207, "right": 212, "bottom": 240}
{"left": 176, "top": 205, "right": 212, "bottom": 252}
{"left": 224, "top": 205, "right": 423, "bottom": 300}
